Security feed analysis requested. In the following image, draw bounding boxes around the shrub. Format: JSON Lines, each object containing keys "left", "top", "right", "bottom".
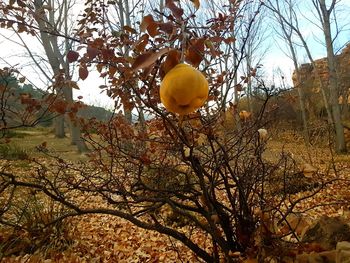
{"left": 2, "top": 130, "right": 25, "bottom": 139}
{"left": 0, "top": 144, "right": 28, "bottom": 160}
{"left": 0, "top": 190, "right": 73, "bottom": 258}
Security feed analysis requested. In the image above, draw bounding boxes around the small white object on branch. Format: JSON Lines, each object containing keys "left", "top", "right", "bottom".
{"left": 257, "top": 128, "right": 268, "bottom": 141}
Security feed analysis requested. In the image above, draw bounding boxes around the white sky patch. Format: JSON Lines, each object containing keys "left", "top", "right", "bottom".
{"left": 76, "top": 71, "right": 115, "bottom": 109}
{"left": 0, "top": 27, "right": 114, "bottom": 108}
{"left": 261, "top": 54, "right": 294, "bottom": 86}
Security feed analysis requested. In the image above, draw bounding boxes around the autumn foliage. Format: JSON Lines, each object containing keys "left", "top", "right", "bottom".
{"left": 1, "top": 0, "right": 347, "bottom": 262}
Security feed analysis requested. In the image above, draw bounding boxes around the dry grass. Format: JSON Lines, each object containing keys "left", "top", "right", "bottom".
{"left": 6, "top": 127, "right": 89, "bottom": 162}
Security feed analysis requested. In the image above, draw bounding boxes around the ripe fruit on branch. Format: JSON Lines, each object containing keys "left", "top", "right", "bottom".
{"left": 160, "top": 63, "right": 209, "bottom": 115}
{"left": 239, "top": 110, "right": 251, "bottom": 122}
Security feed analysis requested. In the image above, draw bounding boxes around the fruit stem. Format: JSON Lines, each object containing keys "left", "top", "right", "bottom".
{"left": 180, "top": 21, "right": 186, "bottom": 63}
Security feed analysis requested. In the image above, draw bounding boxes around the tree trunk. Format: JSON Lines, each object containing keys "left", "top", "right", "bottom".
{"left": 69, "top": 122, "right": 89, "bottom": 153}
{"left": 138, "top": 106, "right": 146, "bottom": 128}
{"left": 232, "top": 40, "right": 242, "bottom": 131}
{"left": 293, "top": 69, "right": 310, "bottom": 145}
{"left": 62, "top": 87, "right": 89, "bottom": 153}
{"left": 319, "top": 0, "right": 346, "bottom": 153}
{"left": 54, "top": 115, "right": 65, "bottom": 138}
{"left": 33, "top": 0, "right": 89, "bottom": 153}
{"left": 285, "top": 29, "right": 310, "bottom": 146}
{"left": 266, "top": 0, "right": 333, "bottom": 127}
{"left": 34, "top": 0, "right": 66, "bottom": 139}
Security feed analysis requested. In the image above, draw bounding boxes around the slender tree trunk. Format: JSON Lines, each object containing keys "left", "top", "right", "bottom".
{"left": 159, "top": 0, "right": 164, "bottom": 19}
{"left": 294, "top": 69, "right": 310, "bottom": 145}
{"left": 138, "top": 106, "right": 146, "bottom": 128}
{"left": 343, "top": 100, "right": 350, "bottom": 120}
{"left": 117, "top": 0, "right": 133, "bottom": 124}
{"left": 233, "top": 40, "right": 242, "bottom": 130}
{"left": 34, "top": 0, "right": 66, "bottom": 137}
{"left": 54, "top": 87, "right": 65, "bottom": 138}
{"left": 291, "top": 17, "right": 333, "bottom": 126}
{"left": 246, "top": 55, "right": 253, "bottom": 113}
{"left": 319, "top": 0, "right": 346, "bottom": 153}
{"left": 286, "top": 33, "right": 310, "bottom": 146}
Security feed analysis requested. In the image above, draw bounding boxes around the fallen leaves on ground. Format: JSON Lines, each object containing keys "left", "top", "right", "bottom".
{"left": 1, "top": 136, "right": 350, "bottom": 262}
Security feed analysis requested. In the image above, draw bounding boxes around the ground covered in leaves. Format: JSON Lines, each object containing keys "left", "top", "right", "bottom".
{"left": 1, "top": 130, "right": 350, "bottom": 262}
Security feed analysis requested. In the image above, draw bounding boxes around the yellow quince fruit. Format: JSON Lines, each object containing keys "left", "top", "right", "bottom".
{"left": 160, "top": 63, "right": 209, "bottom": 115}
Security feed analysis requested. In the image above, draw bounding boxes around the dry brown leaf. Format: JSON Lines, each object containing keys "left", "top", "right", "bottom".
{"left": 132, "top": 48, "right": 170, "bottom": 71}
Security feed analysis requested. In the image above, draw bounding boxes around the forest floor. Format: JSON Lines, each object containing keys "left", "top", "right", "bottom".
{"left": 1, "top": 128, "right": 350, "bottom": 262}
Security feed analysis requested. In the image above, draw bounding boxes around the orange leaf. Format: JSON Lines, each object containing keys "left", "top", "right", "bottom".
{"left": 52, "top": 101, "right": 67, "bottom": 114}
{"left": 135, "top": 34, "right": 149, "bottom": 52}
{"left": 216, "top": 75, "right": 223, "bottom": 84}
{"left": 132, "top": 48, "right": 170, "bottom": 71}
{"left": 190, "top": 0, "right": 200, "bottom": 9}
{"left": 235, "top": 84, "right": 243, "bottom": 91}
{"left": 224, "top": 36, "right": 235, "bottom": 44}
{"left": 147, "top": 22, "right": 159, "bottom": 37}
{"left": 140, "top": 15, "right": 154, "bottom": 32}
{"left": 210, "top": 36, "right": 223, "bottom": 42}
{"left": 109, "top": 66, "right": 117, "bottom": 76}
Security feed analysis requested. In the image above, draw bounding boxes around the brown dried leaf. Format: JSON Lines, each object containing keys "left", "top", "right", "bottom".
{"left": 79, "top": 66, "right": 89, "bottom": 80}
{"left": 132, "top": 48, "right": 170, "bottom": 71}
{"left": 185, "top": 38, "right": 205, "bottom": 67}
{"left": 135, "top": 34, "right": 149, "bottom": 52}
{"left": 66, "top": 80, "right": 80, "bottom": 89}
{"left": 147, "top": 22, "right": 159, "bottom": 37}
{"left": 87, "top": 47, "right": 100, "bottom": 60}
{"left": 210, "top": 36, "right": 223, "bottom": 43}
{"left": 67, "top": 50, "right": 79, "bottom": 63}
{"left": 158, "top": 22, "right": 174, "bottom": 35}
{"left": 123, "top": 25, "right": 137, "bottom": 34}
{"left": 224, "top": 36, "right": 235, "bottom": 44}
{"left": 165, "top": 0, "right": 183, "bottom": 19}
{"left": 160, "top": 49, "right": 180, "bottom": 77}
{"left": 235, "top": 84, "right": 243, "bottom": 91}
{"left": 140, "top": 15, "right": 154, "bottom": 32}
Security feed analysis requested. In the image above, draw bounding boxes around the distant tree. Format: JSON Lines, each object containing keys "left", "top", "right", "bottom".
{"left": 0, "top": 0, "right": 89, "bottom": 152}
{"left": 267, "top": 0, "right": 311, "bottom": 148}
{"left": 312, "top": 0, "right": 346, "bottom": 152}
{"left": 0, "top": 68, "right": 55, "bottom": 129}
{"left": 238, "top": 2, "right": 269, "bottom": 114}
{"left": 266, "top": 0, "right": 347, "bottom": 153}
